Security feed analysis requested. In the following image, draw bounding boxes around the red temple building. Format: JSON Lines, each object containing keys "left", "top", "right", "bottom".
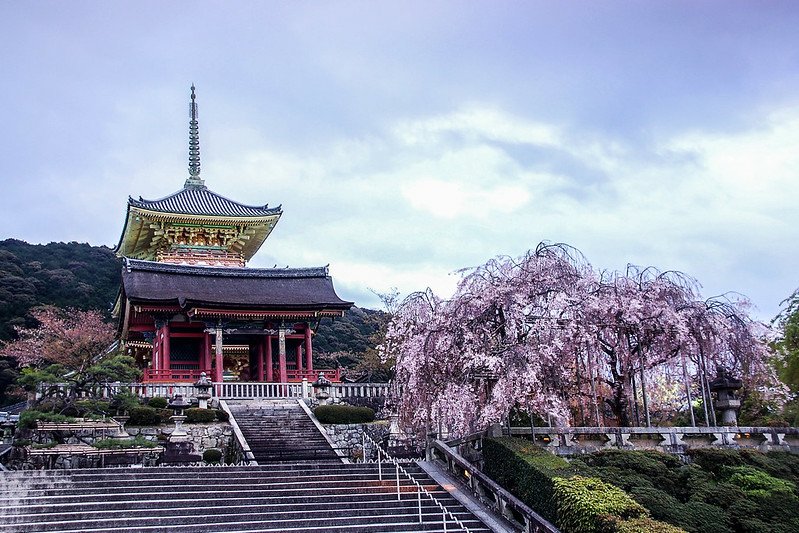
{"left": 114, "top": 87, "right": 352, "bottom": 383}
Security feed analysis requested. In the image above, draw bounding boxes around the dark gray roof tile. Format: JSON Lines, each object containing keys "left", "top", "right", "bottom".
{"left": 129, "top": 187, "right": 281, "bottom": 218}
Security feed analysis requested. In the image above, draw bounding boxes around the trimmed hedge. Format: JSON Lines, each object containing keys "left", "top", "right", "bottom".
{"left": 147, "top": 397, "right": 168, "bottom": 409}
{"left": 127, "top": 406, "right": 162, "bottom": 426}
{"left": 185, "top": 408, "right": 216, "bottom": 424}
{"left": 482, "top": 437, "right": 575, "bottom": 523}
{"left": 314, "top": 404, "right": 375, "bottom": 424}
{"left": 215, "top": 409, "right": 230, "bottom": 422}
{"left": 485, "top": 439, "right": 687, "bottom": 533}
{"left": 553, "top": 475, "right": 648, "bottom": 533}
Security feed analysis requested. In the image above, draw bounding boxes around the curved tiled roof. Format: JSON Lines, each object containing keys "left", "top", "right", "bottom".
{"left": 122, "top": 259, "right": 353, "bottom": 309}
{"left": 128, "top": 186, "right": 282, "bottom": 218}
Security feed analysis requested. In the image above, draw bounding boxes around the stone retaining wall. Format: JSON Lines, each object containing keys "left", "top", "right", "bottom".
{"left": 322, "top": 422, "right": 391, "bottom": 461}
{"left": 11, "top": 422, "right": 234, "bottom": 469}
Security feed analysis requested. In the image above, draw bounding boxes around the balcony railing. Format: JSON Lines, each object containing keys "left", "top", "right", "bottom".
{"left": 143, "top": 367, "right": 342, "bottom": 383}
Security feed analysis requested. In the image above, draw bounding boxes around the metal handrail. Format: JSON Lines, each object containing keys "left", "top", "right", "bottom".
{"left": 361, "top": 432, "right": 471, "bottom": 532}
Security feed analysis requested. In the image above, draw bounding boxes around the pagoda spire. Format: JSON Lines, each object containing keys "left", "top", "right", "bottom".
{"left": 184, "top": 84, "right": 205, "bottom": 189}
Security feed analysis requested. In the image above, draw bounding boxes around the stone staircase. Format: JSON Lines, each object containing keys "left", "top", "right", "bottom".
{"left": 0, "top": 463, "right": 493, "bottom": 532}
{"left": 228, "top": 400, "right": 341, "bottom": 463}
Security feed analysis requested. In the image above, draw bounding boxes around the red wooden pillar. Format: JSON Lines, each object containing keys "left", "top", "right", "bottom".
{"left": 152, "top": 337, "right": 160, "bottom": 371}
{"left": 162, "top": 322, "right": 171, "bottom": 374}
{"left": 295, "top": 343, "right": 303, "bottom": 373}
{"left": 203, "top": 332, "right": 212, "bottom": 371}
{"left": 257, "top": 341, "right": 264, "bottom": 382}
{"left": 304, "top": 324, "right": 313, "bottom": 372}
{"left": 265, "top": 336, "right": 274, "bottom": 382}
{"left": 278, "top": 328, "right": 288, "bottom": 383}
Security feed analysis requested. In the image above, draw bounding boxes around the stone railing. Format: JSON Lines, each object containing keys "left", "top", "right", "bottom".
{"left": 429, "top": 438, "right": 559, "bottom": 533}
{"left": 508, "top": 426, "right": 799, "bottom": 455}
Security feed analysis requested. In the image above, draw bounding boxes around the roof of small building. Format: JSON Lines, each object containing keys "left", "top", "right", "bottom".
{"left": 121, "top": 259, "right": 353, "bottom": 310}
{"left": 128, "top": 185, "right": 282, "bottom": 219}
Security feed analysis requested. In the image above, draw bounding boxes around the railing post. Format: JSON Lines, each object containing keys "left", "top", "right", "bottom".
{"left": 396, "top": 460, "right": 401, "bottom": 500}
{"left": 417, "top": 483, "right": 423, "bottom": 522}
{"left": 443, "top": 508, "right": 447, "bottom": 533}
{"left": 378, "top": 445, "right": 382, "bottom": 480}
{"left": 301, "top": 378, "right": 308, "bottom": 399}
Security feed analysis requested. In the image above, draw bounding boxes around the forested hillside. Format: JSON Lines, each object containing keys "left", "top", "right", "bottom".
{"left": 0, "top": 239, "right": 121, "bottom": 340}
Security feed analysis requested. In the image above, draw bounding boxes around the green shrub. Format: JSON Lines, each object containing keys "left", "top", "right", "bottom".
{"left": 482, "top": 437, "right": 576, "bottom": 524}
{"left": 553, "top": 475, "right": 648, "bottom": 533}
{"left": 215, "top": 409, "right": 229, "bottom": 422}
{"left": 627, "top": 487, "right": 681, "bottom": 523}
{"left": 147, "top": 397, "right": 168, "bottom": 409}
{"left": 185, "top": 408, "right": 216, "bottom": 423}
{"left": 679, "top": 501, "right": 732, "bottom": 533}
{"left": 686, "top": 448, "right": 745, "bottom": 476}
{"left": 314, "top": 404, "right": 375, "bottom": 424}
{"left": 203, "top": 448, "right": 223, "bottom": 463}
{"left": 725, "top": 466, "right": 795, "bottom": 497}
{"left": 18, "top": 410, "right": 75, "bottom": 429}
{"left": 127, "top": 406, "right": 161, "bottom": 426}
{"left": 598, "top": 515, "right": 687, "bottom": 533}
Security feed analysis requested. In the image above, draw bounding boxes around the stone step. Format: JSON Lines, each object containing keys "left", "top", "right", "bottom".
{"left": 1, "top": 487, "right": 464, "bottom": 513}
{"left": 6, "top": 469, "right": 426, "bottom": 488}
{"left": 0, "top": 507, "right": 487, "bottom": 532}
{"left": 4, "top": 476, "right": 437, "bottom": 496}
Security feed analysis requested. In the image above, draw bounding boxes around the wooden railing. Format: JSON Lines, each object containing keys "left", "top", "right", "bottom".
{"left": 143, "top": 368, "right": 342, "bottom": 383}
{"left": 143, "top": 369, "right": 208, "bottom": 382}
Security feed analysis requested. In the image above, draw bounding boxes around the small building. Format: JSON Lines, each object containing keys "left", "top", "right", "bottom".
{"left": 114, "top": 87, "right": 352, "bottom": 383}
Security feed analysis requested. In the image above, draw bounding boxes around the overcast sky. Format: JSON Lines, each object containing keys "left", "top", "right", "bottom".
{"left": 1, "top": 1, "right": 797, "bottom": 318}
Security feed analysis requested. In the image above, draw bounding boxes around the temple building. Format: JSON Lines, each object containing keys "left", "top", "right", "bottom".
{"left": 114, "top": 87, "right": 352, "bottom": 383}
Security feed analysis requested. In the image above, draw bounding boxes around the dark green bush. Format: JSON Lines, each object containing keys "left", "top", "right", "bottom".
{"left": 686, "top": 448, "right": 745, "bottom": 476}
{"left": 314, "top": 404, "right": 375, "bottom": 424}
{"left": 724, "top": 465, "right": 795, "bottom": 497}
{"left": 215, "top": 409, "right": 229, "bottom": 422}
{"left": 157, "top": 408, "right": 173, "bottom": 424}
{"left": 147, "top": 397, "right": 168, "bottom": 409}
{"left": 185, "top": 408, "right": 216, "bottom": 423}
{"left": 127, "top": 406, "right": 161, "bottom": 426}
{"left": 598, "top": 516, "right": 686, "bottom": 533}
{"left": 553, "top": 475, "right": 647, "bottom": 533}
{"left": 482, "top": 437, "right": 576, "bottom": 524}
{"left": 203, "top": 448, "right": 223, "bottom": 463}
{"left": 679, "top": 501, "right": 732, "bottom": 533}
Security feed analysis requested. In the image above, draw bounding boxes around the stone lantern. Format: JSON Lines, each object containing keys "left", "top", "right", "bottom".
{"left": 709, "top": 366, "right": 743, "bottom": 426}
{"left": 312, "top": 372, "right": 332, "bottom": 406}
{"left": 167, "top": 394, "right": 191, "bottom": 441}
{"left": 193, "top": 372, "right": 213, "bottom": 409}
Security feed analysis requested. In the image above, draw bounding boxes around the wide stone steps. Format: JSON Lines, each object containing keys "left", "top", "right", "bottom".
{"left": 0, "top": 464, "right": 491, "bottom": 532}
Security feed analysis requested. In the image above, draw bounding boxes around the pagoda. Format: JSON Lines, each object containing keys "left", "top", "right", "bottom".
{"left": 114, "top": 86, "right": 352, "bottom": 383}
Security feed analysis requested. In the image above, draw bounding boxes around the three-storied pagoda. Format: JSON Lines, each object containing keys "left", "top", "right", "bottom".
{"left": 115, "top": 87, "right": 352, "bottom": 383}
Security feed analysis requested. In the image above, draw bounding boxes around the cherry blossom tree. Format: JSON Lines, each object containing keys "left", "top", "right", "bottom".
{"left": 0, "top": 307, "right": 138, "bottom": 409}
{"left": 383, "top": 242, "right": 777, "bottom": 437}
